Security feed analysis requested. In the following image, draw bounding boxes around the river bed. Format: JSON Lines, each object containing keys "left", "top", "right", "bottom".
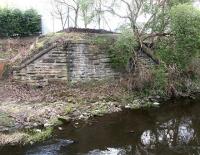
{"left": 1, "top": 98, "right": 200, "bottom": 155}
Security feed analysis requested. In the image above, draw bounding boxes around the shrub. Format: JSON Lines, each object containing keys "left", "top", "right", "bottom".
{"left": 0, "top": 8, "right": 41, "bottom": 37}
{"left": 151, "top": 65, "right": 168, "bottom": 96}
{"left": 108, "top": 29, "right": 138, "bottom": 70}
{"left": 170, "top": 4, "right": 200, "bottom": 69}
{"left": 154, "top": 4, "right": 200, "bottom": 96}
{"left": 157, "top": 4, "right": 200, "bottom": 71}
{"left": 156, "top": 4, "right": 200, "bottom": 70}
{"left": 131, "top": 66, "right": 153, "bottom": 92}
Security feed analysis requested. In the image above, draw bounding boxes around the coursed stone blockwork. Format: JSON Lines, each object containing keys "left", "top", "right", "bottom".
{"left": 13, "top": 40, "right": 117, "bottom": 85}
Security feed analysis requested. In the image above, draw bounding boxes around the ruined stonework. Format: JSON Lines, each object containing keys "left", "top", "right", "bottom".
{"left": 13, "top": 37, "right": 117, "bottom": 85}
{"left": 66, "top": 42, "right": 115, "bottom": 81}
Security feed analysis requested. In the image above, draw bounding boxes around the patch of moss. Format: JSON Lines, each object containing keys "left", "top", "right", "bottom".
{"left": 24, "top": 127, "right": 53, "bottom": 145}
{"left": 0, "top": 127, "right": 53, "bottom": 146}
{"left": 0, "top": 112, "right": 14, "bottom": 127}
{"left": 48, "top": 118, "right": 63, "bottom": 127}
{"left": 90, "top": 103, "right": 109, "bottom": 116}
{"left": 0, "top": 52, "right": 8, "bottom": 59}
{"left": 0, "top": 132, "right": 27, "bottom": 145}
{"left": 64, "top": 103, "right": 74, "bottom": 115}
{"left": 35, "top": 41, "right": 45, "bottom": 51}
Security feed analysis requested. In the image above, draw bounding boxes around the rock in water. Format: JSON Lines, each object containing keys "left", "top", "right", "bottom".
{"left": 153, "top": 102, "right": 160, "bottom": 106}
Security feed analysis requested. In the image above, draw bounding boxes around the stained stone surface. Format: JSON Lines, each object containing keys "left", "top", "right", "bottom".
{"left": 13, "top": 39, "right": 117, "bottom": 85}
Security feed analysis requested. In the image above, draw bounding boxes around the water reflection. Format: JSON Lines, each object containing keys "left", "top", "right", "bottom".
{"left": 140, "top": 117, "right": 195, "bottom": 150}
{"left": 178, "top": 118, "right": 194, "bottom": 144}
{"left": 85, "top": 148, "right": 127, "bottom": 155}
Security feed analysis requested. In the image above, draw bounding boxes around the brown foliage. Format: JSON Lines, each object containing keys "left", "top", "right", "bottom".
{"left": 0, "top": 62, "right": 4, "bottom": 79}
{"left": 0, "top": 37, "right": 37, "bottom": 62}
{"left": 119, "top": 62, "right": 153, "bottom": 91}
{"left": 166, "top": 65, "right": 180, "bottom": 97}
{"left": 187, "top": 58, "right": 200, "bottom": 77}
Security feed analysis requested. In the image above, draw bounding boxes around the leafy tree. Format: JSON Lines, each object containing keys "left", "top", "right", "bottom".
{"left": 106, "top": 0, "right": 192, "bottom": 64}
{"left": 157, "top": 4, "right": 200, "bottom": 70}
{"left": 23, "top": 9, "right": 41, "bottom": 36}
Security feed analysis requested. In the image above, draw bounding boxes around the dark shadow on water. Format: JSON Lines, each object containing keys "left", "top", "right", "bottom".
{"left": 1, "top": 97, "right": 200, "bottom": 155}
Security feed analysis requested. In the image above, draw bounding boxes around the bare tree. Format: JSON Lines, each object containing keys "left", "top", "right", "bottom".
{"left": 50, "top": 12, "right": 55, "bottom": 32}
{"left": 51, "top": 0, "right": 70, "bottom": 30}
{"left": 56, "top": 0, "right": 81, "bottom": 28}
{"left": 94, "top": 0, "right": 103, "bottom": 29}
{"left": 79, "top": 0, "right": 95, "bottom": 28}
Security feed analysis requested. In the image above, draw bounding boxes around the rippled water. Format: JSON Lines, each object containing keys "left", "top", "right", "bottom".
{"left": 1, "top": 98, "right": 200, "bottom": 155}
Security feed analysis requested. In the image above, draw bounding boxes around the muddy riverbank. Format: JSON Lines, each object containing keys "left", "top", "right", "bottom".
{"left": 1, "top": 97, "right": 200, "bottom": 155}
{"left": 0, "top": 80, "right": 198, "bottom": 146}
{"left": 0, "top": 80, "right": 161, "bottom": 146}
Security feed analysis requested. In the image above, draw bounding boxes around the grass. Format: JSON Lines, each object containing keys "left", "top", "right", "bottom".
{"left": 0, "top": 127, "right": 53, "bottom": 146}
{"left": 25, "top": 127, "right": 53, "bottom": 145}
{"left": 48, "top": 118, "right": 63, "bottom": 127}
{"left": 64, "top": 104, "right": 74, "bottom": 115}
{"left": 0, "top": 112, "right": 14, "bottom": 127}
{"left": 0, "top": 51, "right": 17, "bottom": 59}
{"left": 0, "top": 132, "right": 27, "bottom": 145}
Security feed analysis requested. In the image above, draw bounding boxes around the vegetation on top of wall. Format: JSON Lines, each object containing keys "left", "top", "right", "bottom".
{"left": 108, "top": 29, "right": 138, "bottom": 71}
{"left": 91, "top": 29, "right": 138, "bottom": 71}
{"left": 91, "top": 3, "right": 200, "bottom": 98}
{"left": 0, "top": 8, "right": 41, "bottom": 37}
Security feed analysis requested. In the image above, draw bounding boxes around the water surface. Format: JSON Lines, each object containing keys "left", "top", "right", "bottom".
{"left": 1, "top": 98, "right": 200, "bottom": 155}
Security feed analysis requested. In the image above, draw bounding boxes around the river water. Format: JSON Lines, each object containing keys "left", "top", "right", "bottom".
{"left": 1, "top": 98, "right": 200, "bottom": 155}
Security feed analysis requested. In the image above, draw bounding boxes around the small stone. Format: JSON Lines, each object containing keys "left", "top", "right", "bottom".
{"left": 153, "top": 102, "right": 160, "bottom": 106}
{"left": 155, "top": 95, "right": 161, "bottom": 99}
{"left": 58, "top": 127, "right": 63, "bottom": 130}
{"left": 44, "top": 123, "right": 52, "bottom": 127}
{"left": 75, "top": 122, "right": 79, "bottom": 125}
{"left": 35, "top": 129, "right": 42, "bottom": 132}
{"left": 30, "top": 141, "right": 34, "bottom": 145}
{"left": 125, "top": 105, "right": 131, "bottom": 109}
{"left": 58, "top": 116, "right": 71, "bottom": 123}
{"left": 33, "top": 123, "right": 38, "bottom": 127}
{"left": 83, "top": 112, "right": 87, "bottom": 115}
{"left": 79, "top": 114, "right": 84, "bottom": 119}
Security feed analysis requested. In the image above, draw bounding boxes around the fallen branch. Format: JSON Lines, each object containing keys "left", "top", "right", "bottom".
{"left": 141, "top": 43, "right": 160, "bottom": 64}
{"left": 143, "top": 32, "right": 172, "bottom": 41}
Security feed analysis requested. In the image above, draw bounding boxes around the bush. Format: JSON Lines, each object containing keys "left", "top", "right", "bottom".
{"left": 108, "top": 29, "right": 138, "bottom": 70}
{"left": 153, "top": 4, "right": 200, "bottom": 96}
{"left": 157, "top": 4, "right": 200, "bottom": 71}
{"left": 170, "top": 4, "right": 200, "bottom": 69}
{"left": 0, "top": 8, "right": 41, "bottom": 37}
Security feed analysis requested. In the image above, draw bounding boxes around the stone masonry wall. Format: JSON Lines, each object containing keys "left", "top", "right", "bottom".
{"left": 13, "top": 41, "right": 116, "bottom": 85}
{"left": 66, "top": 43, "right": 116, "bottom": 82}
{"left": 14, "top": 46, "right": 68, "bottom": 85}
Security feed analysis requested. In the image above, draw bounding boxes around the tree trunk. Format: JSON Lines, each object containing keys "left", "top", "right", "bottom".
{"left": 141, "top": 43, "right": 160, "bottom": 64}
{"left": 67, "top": 7, "right": 70, "bottom": 28}
{"left": 74, "top": 7, "right": 79, "bottom": 28}
{"left": 60, "top": 12, "right": 65, "bottom": 30}
{"left": 98, "top": 0, "right": 101, "bottom": 29}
